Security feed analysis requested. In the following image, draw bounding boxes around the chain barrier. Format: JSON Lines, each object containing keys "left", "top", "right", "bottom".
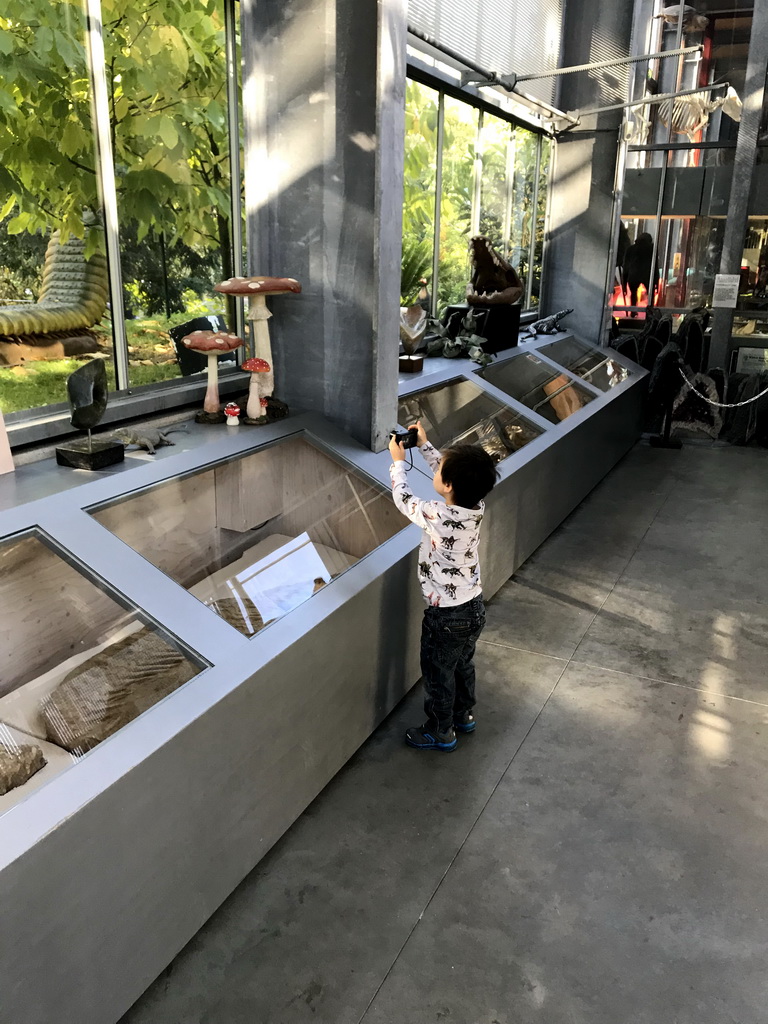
{"left": 677, "top": 367, "right": 768, "bottom": 409}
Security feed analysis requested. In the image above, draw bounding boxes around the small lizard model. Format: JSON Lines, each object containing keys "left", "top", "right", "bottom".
{"left": 109, "top": 425, "right": 187, "bottom": 455}
{"left": 519, "top": 308, "right": 573, "bottom": 341}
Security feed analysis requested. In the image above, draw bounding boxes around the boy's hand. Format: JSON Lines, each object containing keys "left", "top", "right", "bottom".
{"left": 389, "top": 434, "right": 406, "bottom": 462}
{"left": 409, "top": 420, "right": 428, "bottom": 447}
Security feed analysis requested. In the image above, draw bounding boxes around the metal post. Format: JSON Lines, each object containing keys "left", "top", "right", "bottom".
{"left": 708, "top": 1, "right": 768, "bottom": 369}
{"left": 471, "top": 109, "right": 483, "bottom": 237}
{"left": 225, "top": 0, "right": 245, "bottom": 342}
{"left": 525, "top": 134, "right": 543, "bottom": 310}
{"left": 84, "top": 0, "right": 129, "bottom": 391}
{"left": 430, "top": 93, "right": 445, "bottom": 318}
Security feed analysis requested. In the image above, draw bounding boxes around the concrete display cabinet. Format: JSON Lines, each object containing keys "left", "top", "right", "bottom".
{"left": 0, "top": 331, "right": 645, "bottom": 1024}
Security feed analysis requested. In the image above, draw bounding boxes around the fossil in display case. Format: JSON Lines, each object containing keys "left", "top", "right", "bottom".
{"left": 0, "top": 739, "right": 46, "bottom": 796}
{"left": 40, "top": 628, "right": 197, "bottom": 755}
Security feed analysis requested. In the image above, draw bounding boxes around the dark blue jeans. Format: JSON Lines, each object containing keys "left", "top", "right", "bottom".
{"left": 420, "top": 595, "right": 486, "bottom": 733}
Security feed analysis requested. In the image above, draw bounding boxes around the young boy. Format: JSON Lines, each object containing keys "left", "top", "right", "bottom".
{"left": 388, "top": 421, "right": 498, "bottom": 751}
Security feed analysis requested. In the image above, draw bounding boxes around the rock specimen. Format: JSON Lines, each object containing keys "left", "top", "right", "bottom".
{"left": 207, "top": 595, "right": 266, "bottom": 637}
{"left": 67, "top": 358, "right": 109, "bottom": 430}
{"left": 0, "top": 742, "right": 46, "bottom": 797}
{"left": 41, "top": 628, "right": 197, "bottom": 755}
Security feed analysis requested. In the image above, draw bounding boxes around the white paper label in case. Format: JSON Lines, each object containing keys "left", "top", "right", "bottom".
{"left": 712, "top": 274, "right": 740, "bottom": 308}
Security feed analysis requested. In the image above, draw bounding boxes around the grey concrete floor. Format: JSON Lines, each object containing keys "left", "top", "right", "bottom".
{"left": 120, "top": 441, "right": 768, "bottom": 1024}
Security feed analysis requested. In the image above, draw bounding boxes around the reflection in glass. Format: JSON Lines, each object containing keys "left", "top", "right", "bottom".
{"left": 399, "top": 379, "right": 544, "bottom": 465}
{"left": 92, "top": 438, "right": 405, "bottom": 637}
{"left": 105, "top": 0, "right": 239, "bottom": 389}
{"left": 0, "top": 532, "right": 202, "bottom": 814}
{"left": 438, "top": 98, "right": 479, "bottom": 309}
{"left": 401, "top": 81, "right": 439, "bottom": 308}
{"left": 478, "top": 353, "right": 596, "bottom": 425}
{"left": 541, "top": 337, "right": 629, "bottom": 391}
{"left": 0, "top": 2, "right": 113, "bottom": 416}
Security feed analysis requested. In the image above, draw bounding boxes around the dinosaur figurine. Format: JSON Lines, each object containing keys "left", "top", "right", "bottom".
{"left": 108, "top": 425, "right": 187, "bottom": 455}
{"left": 519, "top": 309, "right": 573, "bottom": 341}
{"left": 467, "top": 236, "right": 523, "bottom": 306}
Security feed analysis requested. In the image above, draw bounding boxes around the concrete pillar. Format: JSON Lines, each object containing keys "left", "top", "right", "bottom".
{"left": 708, "top": 1, "right": 768, "bottom": 369}
{"left": 542, "top": 0, "right": 633, "bottom": 344}
{"left": 241, "top": 0, "right": 406, "bottom": 451}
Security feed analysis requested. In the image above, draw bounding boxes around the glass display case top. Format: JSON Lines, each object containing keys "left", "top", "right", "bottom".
{"left": 398, "top": 378, "right": 545, "bottom": 466}
{"left": 477, "top": 352, "right": 596, "bottom": 425}
{"left": 91, "top": 436, "right": 405, "bottom": 639}
{"left": 0, "top": 532, "right": 203, "bottom": 818}
{"left": 539, "top": 337, "right": 630, "bottom": 392}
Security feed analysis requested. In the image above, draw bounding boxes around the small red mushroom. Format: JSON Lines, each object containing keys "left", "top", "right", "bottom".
{"left": 224, "top": 402, "right": 241, "bottom": 425}
{"left": 181, "top": 330, "right": 243, "bottom": 422}
{"left": 241, "top": 356, "right": 272, "bottom": 421}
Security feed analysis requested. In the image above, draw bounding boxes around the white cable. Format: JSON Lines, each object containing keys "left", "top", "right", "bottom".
{"left": 678, "top": 367, "right": 768, "bottom": 408}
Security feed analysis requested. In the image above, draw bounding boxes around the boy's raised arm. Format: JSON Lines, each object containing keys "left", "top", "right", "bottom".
{"left": 409, "top": 420, "right": 441, "bottom": 472}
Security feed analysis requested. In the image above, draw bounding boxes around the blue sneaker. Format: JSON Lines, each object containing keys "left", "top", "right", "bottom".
{"left": 453, "top": 711, "right": 475, "bottom": 733}
{"left": 405, "top": 724, "right": 457, "bottom": 751}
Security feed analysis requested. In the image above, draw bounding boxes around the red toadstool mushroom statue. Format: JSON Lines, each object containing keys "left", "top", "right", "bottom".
{"left": 241, "top": 357, "right": 273, "bottom": 423}
{"left": 214, "top": 275, "right": 300, "bottom": 422}
{"left": 180, "top": 330, "right": 244, "bottom": 424}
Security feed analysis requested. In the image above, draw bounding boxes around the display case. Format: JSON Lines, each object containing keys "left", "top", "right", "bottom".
{"left": 477, "top": 350, "right": 597, "bottom": 424}
{"left": 398, "top": 378, "right": 545, "bottom": 464}
{"left": 539, "top": 336, "right": 630, "bottom": 392}
{"left": 0, "top": 531, "right": 203, "bottom": 816}
{"left": 91, "top": 436, "right": 404, "bottom": 637}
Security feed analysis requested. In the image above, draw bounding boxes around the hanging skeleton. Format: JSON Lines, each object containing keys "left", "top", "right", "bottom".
{"left": 629, "top": 86, "right": 742, "bottom": 144}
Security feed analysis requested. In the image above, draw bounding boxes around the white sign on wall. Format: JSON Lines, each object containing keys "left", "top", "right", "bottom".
{"left": 735, "top": 347, "right": 768, "bottom": 374}
{"left": 712, "top": 274, "right": 741, "bottom": 308}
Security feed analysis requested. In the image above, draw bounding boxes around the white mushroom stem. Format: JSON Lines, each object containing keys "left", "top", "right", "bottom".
{"left": 245, "top": 374, "right": 264, "bottom": 420}
{"left": 247, "top": 295, "right": 275, "bottom": 397}
{"left": 203, "top": 353, "right": 222, "bottom": 414}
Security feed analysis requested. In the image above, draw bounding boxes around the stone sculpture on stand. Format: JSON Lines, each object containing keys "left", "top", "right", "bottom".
{"left": 55, "top": 359, "right": 125, "bottom": 470}
{"left": 399, "top": 304, "right": 427, "bottom": 373}
{"left": 214, "top": 276, "right": 301, "bottom": 423}
{"left": 467, "top": 236, "right": 523, "bottom": 306}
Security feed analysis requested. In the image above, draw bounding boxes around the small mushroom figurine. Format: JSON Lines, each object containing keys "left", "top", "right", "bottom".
{"left": 180, "top": 330, "right": 243, "bottom": 424}
{"left": 214, "top": 275, "right": 301, "bottom": 421}
{"left": 241, "top": 357, "right": 272, "bottom": 423}
{"left": 224, "top": 402, "right": 240, "bottom": 426}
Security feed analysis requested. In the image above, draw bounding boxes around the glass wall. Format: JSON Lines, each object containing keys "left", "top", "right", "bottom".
{"left": 0, "top": 0, "right": 243, "bottom": 416}
{"left": 401, "top": 78, "right": 551, "bottom": 318}
{"left": 612, "top": 2, "right": 754, "bottom": 323}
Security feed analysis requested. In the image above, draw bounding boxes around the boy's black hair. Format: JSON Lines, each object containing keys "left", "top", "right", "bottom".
{"left": 440, "top": 444, "right": 499, "bottom": 509}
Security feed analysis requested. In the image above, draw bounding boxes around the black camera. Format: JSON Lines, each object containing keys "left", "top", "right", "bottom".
{"left": 390, "top": 426, "right": 418, "bottom": 449}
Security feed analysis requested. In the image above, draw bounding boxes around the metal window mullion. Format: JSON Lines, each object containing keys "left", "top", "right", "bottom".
{"left": 471, "top": 108, "right": 483, "bottom": 237}
{"left": 502, "top": 125, "right": 514, "bottom": 260}
{"left": 525, "top": 132, "right": 543, "bottom": 311}
{"left": 647, "top": 4, "right": 686, "bottom": 314}
{"left": 225, "top": 0, "right": 245, "bottom": 341}
{"left": 84, "top": 0, "right": 129, "bottom": 392}
{"left": 430, "top": 91, "right": 445, "bottom": 317}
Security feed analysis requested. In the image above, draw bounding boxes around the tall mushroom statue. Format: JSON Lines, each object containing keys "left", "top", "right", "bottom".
{"left": 181, "top": 329, "right": 244, "bottom": 423}
{"left": 214, "top": 276, "right": 301, "bottom": 421}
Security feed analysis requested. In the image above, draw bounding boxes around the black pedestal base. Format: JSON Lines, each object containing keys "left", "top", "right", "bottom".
{"left": 443, "top": 302, "right": 520, "bottom": 353}
{"left": 399, "top": 354, "right": 424, "bottom": 373}
{"left": 195, "top": 410, "right": 226, "bottom": 425}
{"left": 56, "top": 439, "right": 125, "bottom": 470}
{"left": 649, "top": 435, "right": 683, "bottom": 450}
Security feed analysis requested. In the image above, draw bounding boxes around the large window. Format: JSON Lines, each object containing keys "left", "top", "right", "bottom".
{"left": 401, "top": 78, "right": 551, "bottom": 317}
{"left": 0, "top": 0, "right": 243, "bottom": 417}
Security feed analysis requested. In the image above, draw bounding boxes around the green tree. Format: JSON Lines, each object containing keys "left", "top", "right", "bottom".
{"left": 0, "top": 0, "right": 234, "bottom": 271}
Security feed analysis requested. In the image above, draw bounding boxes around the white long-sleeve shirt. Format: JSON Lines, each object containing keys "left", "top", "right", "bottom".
{"left": 390, "top": 442, "right": 484, "bottom": 607}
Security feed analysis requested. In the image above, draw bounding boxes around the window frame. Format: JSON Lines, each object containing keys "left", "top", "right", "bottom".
{"left": 405, "top": 61, "right": 554, "bottom": 317}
